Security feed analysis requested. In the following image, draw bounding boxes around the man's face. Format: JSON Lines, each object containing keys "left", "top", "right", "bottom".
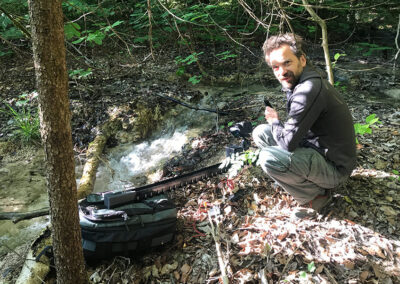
{"left": 267, "top": 44, "right": 306, "bottom": 89}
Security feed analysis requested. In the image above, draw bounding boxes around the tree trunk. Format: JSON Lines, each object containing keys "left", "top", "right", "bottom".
{"left": 28, "top": 1, "right": 87, "bottom": 283}
{"left": 301, "top": 0, "right": 335, "bottom": 85}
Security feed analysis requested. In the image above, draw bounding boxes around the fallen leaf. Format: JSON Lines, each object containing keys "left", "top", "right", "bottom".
{"left": 372, "top": 263, "right": 386, "bottom": 278}
{"left": 343, "top": 196, "right": 353, "bottom": 204}
{"left": 174, "top": 271, "right": 180, "bottom": 280}
{"left": 357, "top": 248, "right": 369, "bottom": 256}
{"left": 180, "top": 263, "right": 192, "bottom": 283}
{"left": 360, "top": 271, "right": 369, "bottom": 282}
{"left": 363, "top": 245, "right": 386, "bottom": 259}
{"left": 380, "top": 205, "right": 397, "bottom": 216}
{"left": 344, "top": 260, "right": 355, "bottom": 269}
{"left": 152, "top": 265, "right": 159, "bottom": 278}
{"left": 161, "top": 261, "right": 178, "bottom": 275}
{"left": 277, "top": 231, "right": 288, "bottom": 241}
{"left": 385, "top": 196, "right": 393, "bottom": 202}
{"left": 181, "top": 263, "right": 191, "bottom": 274}
{"left": 315, "top": 265, "right": 324, "bottom": 274}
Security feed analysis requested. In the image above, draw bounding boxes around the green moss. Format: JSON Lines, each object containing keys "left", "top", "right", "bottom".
{"left": 135, "top": 104, "right": 162, "bottom": 138}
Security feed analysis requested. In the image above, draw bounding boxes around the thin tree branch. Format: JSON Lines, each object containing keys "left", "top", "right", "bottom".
{"left": 393, "top": 14, "right": 400, "bottom": 82}
{"left": 0, "top": 6, "right": 31, "bottom": 38}
{"left": 147, "top": 0, "right": 155, "bottom": 60}
{"left": 302, "top": 0, "right": 334, "bottom": 85}
{"left": 283, "top": 0, "right": 392, "bottom": 11}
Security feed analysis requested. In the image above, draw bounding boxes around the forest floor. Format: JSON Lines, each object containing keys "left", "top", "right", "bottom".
{"left": 0, "top": 45, "right": 400, "bottom": 283}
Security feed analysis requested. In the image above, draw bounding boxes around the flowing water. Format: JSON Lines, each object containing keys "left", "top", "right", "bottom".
{"left": 86, "top": 94, "right": 221, "bottom": 193}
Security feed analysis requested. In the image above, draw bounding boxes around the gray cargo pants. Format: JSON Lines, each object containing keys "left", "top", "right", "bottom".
{"left": 252, "top": 124, "right": 348, "bottom": 205}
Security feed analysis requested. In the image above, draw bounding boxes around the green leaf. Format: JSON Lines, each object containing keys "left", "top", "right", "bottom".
{"left": 188, "top": 75, "right": 202, "bottom": 85}
{"left": 176, "top": 66, "right": 185, "bottom": 76}
{"left": 365, "top": 114, "right": 377, "bottom": 123}
{"left": 299, "top": 271, "right": 307, "bottom": 279}
{"left": 216, "top": 50, "right": 237, "bottom": 60}
{"left": 205, "top": 4, "right": 218, "bottom": 9}
{"left": 87, "top": 31, "right": 105, "bottom": 45}
{"left": 392, "top": 170, "right": 399, "bottom": 175}
{"left": 308, "top": 261, "right": 316, "bottom": 273}
{"left": 72, "top": 37, "right": 85, "bottom": 44}
{"left": 344, "top": 196, "right": 353, "bottom": 204}
{"left": 64, "top": 22, "right": 81, "bottom": 39}
{"left": 111, "top": 20, "right": 124, "bottom": 28}
{"left": 227, "top": 121, "right": 234, "bottom": 127}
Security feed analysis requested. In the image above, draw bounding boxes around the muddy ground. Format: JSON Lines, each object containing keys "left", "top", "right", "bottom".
{"left": 1, "top": 45, "right": 400, "bottom": 283}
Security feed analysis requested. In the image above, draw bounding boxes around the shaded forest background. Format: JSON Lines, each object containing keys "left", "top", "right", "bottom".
{"left": 1, "top": 0, "right": 399, "bottom": 86}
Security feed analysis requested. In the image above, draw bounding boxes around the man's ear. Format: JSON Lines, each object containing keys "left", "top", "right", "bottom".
{"left": 300, "top": 54, "right": 307, "bottom": 67}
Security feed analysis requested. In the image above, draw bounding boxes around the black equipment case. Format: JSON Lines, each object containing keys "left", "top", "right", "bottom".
{"left": 79, "top": 194, "right": 177, "bottom": 259}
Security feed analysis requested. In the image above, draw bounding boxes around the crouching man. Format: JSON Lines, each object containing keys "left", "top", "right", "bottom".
{"left": 253, "top": 33, "right": 356, "bottom": 212}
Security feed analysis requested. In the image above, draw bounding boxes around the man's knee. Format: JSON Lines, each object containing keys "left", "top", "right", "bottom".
{"left": 258, "top": 147, "right": 291, "bottom": 174}
{"left": 252, "top": 124, "right": 272, "bottom": 148}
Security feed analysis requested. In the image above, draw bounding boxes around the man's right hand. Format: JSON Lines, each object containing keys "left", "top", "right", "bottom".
{"left": 265, "top": 107, "right": 279, "bottom": 124}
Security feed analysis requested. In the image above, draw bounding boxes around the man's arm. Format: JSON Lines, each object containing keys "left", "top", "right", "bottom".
{"left": 269, "top": 79, "right": 325, "bottom": 152}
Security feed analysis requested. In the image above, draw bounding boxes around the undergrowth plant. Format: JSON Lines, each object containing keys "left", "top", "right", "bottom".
{"left": 1, "top": 102, "right": 40, "bottom": 144}
{"left": 69, "top": 68, "right": 93, "bottom": 79}
{"left": 224, "top": 149, "right": 260, "bottom": 179}
{"left": 391, "top": 170, "right": 400, "bottom": 182}
{"left": 299, "top": 261, "right": 316, "bottom": 281}
{"left": 354, "top": 114, "right": 382, "bottom": 144}
{"left": 355, "top": 42, "right": 393, "bottom": 57}
{"left": 175, "top": 52, "right": 204, "bottom": 85}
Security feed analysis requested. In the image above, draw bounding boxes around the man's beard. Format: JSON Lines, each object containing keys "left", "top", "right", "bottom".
{"left": 280, "top": 71, "right": 300, "bottom": 89}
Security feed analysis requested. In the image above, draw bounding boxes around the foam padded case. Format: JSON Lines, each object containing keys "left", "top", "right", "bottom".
{"left": 79, "top": 194, "right": 177, "bottom": 259}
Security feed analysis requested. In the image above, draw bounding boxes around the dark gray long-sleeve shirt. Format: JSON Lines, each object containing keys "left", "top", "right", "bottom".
{"left": 270, "top": 66, "right": 357, "bottom": 175}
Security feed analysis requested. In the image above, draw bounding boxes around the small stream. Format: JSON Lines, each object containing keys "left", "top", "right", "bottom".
{"left": 81, "top": 92, "right": 225, "bottom": 193}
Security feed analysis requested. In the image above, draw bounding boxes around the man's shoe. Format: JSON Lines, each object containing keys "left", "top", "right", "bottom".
{"left": 304, "top": 192, "right": 333, "bottom": 212}
{"left": 293, "top": 191, "right": 332, "bottom": 219}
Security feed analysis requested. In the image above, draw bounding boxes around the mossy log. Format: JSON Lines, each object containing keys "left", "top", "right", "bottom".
{"left": 76, "top": 120, "right": 120, "bottom": 200}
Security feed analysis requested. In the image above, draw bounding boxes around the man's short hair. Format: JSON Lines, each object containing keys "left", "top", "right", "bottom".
{"left": 262, "top": 33, "right": 305, "bottom": 65}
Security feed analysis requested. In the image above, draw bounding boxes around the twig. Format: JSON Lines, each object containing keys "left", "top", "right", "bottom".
{"left": 208, "top": 211, "right": 229, "bottom": 284}
{"left": 104, "top": 18, "right": 135, "bottom": 61}
{"left": 65, "top": 40, "right": 94, "bottom": 65}
{"left": 335, "top": 66, "right": 383, "bottom": 72}
{"left": 323, "top": 266, "right": 339, "bottom": 284}
{"left": 0, "top": 34, "right": 25, "bottom": 58}
{"left": 282, "top": 0, "right": 391, "bottom": 11}
{"left": 155, "top": 0, "right": 208, "bottom": 27}
{"left": 151, "top": 92, "right": 229, "bottom": 115}
{"left": 0, "top": 7, "right": 31, "bottom": 38}
{"left": 277, "top": 240, "right": 306, "bottom": 282}
{"left": 393, "top": 14, "right": 400, "bottom": 83}
{"left": 147, "top": 0, "right": 155, "bottom": 60}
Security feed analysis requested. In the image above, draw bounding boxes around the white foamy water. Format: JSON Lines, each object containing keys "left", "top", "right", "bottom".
{"left": 92, "top": 100, "right": 218, "bottom": 192}
{"left": 93, "top": 130, "right": 189, "bottom": 192}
